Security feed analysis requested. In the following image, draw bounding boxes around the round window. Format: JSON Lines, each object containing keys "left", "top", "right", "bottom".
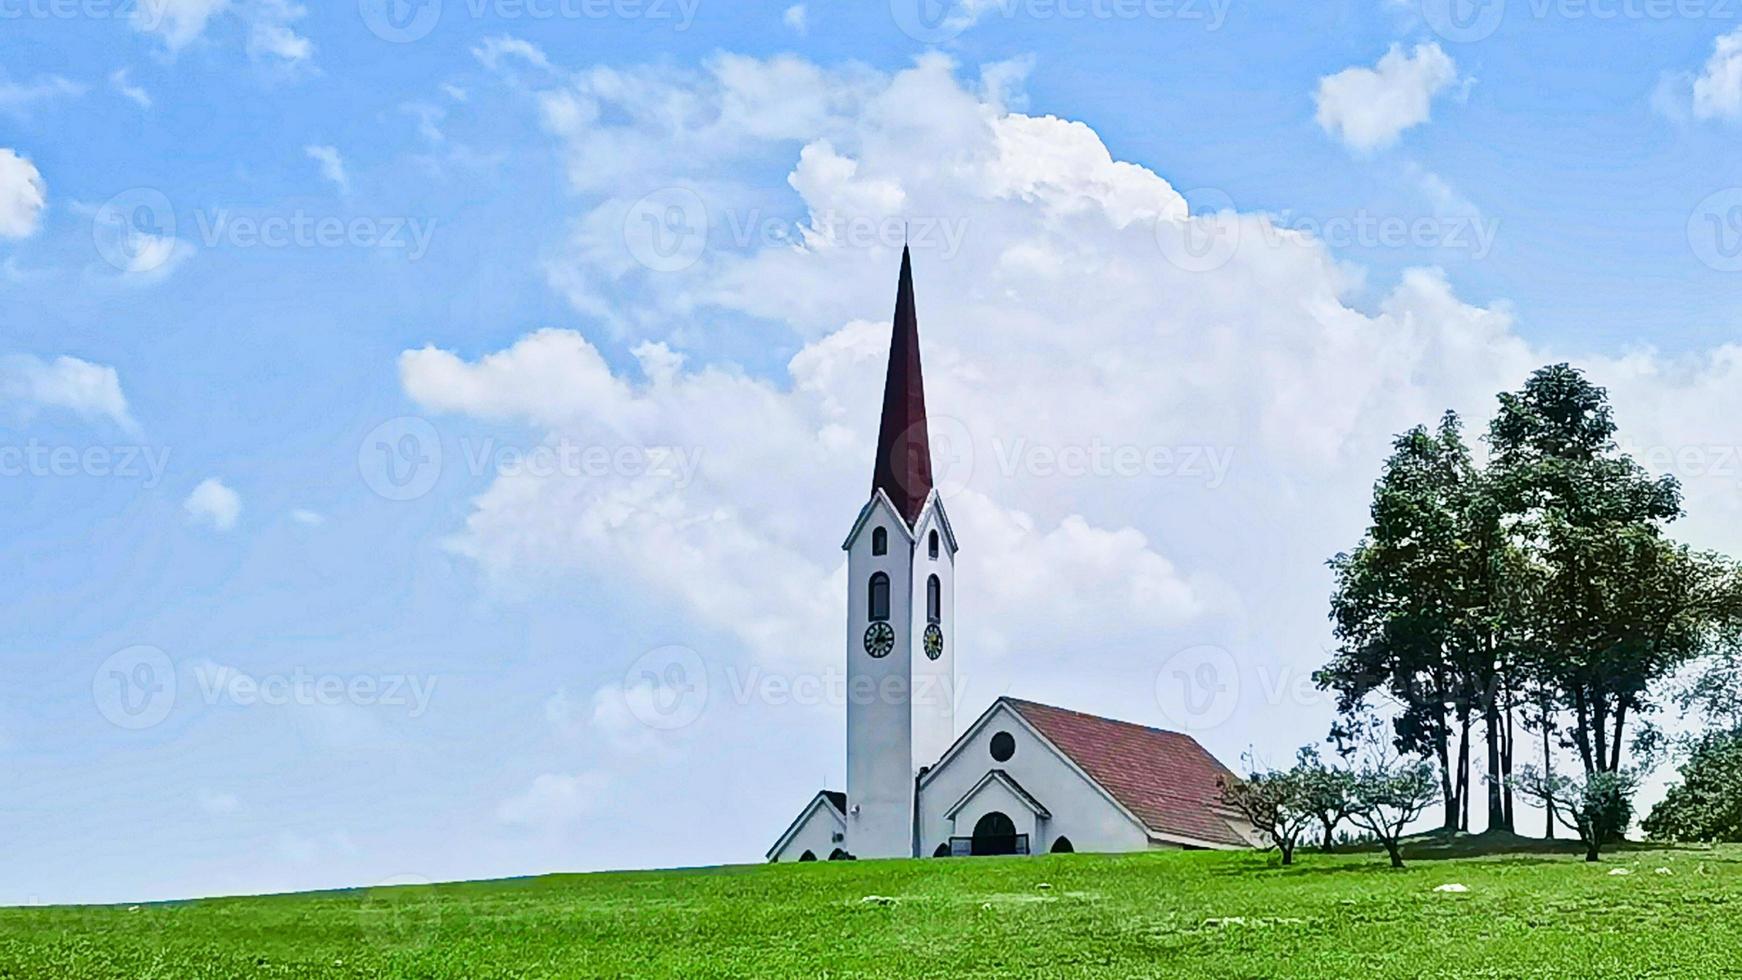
{"left": 989, "top": 731, "right": 1015, "bottom": 763}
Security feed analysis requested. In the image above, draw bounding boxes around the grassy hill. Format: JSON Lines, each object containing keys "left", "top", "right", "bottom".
{"left": 4, "top": 839, "right": 1740, "bottom": 977}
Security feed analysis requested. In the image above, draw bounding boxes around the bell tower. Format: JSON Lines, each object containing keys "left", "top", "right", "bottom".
{"left": 842, "top": 246, "right": 957, "bottom": 859}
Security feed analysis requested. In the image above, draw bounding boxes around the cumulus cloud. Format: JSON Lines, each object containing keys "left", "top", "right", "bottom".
{"left": 783, "top": 3, "right": 807, "bottom": 33}
{"left": 496, "top": 771, "right": 611, "bottom": 831}
{"left": 402, "top": 54, "right": 1742, "bottom": 761}
{"left": 1316, "top": 43, "right": 1459, "bottom": 152}
{"left": 0, "top": 149, "right": 46, "bottom": 239}
{"left": 304, "top": 144, "right": 349, "bottom": 193}
{"left": 1692, "top": 27, "right": 1742, "bottom": 120}
{"left": 132, "top": 0, "right": 231, "bottom": 52}
{"left": 184, "top": 478, "right": 242, "bottom": 531}
{"left": 0, "top": 354, "right": 135, "bottom": 429}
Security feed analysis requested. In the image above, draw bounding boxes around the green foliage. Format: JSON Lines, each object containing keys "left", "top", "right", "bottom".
{"left": 1643, "top": 730, "right": 1742, "bottom": 843}
{"left": 3, "top": 846, "right": 1733, "bottom": 977}
{"left": 1512, "top": 766, "right": 1640, "bottom": 860}
{"left": 1219, "top": 757, "right": 1316, "bottom": 864}
{"left": 1348, "top": 740, "right": 1440, "bottom": 869}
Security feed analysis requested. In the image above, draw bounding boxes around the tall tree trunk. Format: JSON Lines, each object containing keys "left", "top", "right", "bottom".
{"left": 1542, "top": 715, "right": 1556, "bottom": 840}
{"left": 1572, "top": 689, "right": 1595, "bottom": 775}
{"left": 1458, "top": 711, "right": 1472, "bottom": 832}
{"left": 1484, "top": 681, "right": 1505, "bottom": 830}
{"left": 1320, "top": 819, "right": 1336, "bottom": 852}
{"left": 1436, "top": 730, "right": 1458, "bottom": 832}
{"left": 1592, "top": 695, "right": 1610, "bottom": 776}
{"left": 1608, "top": 702, "right": 1628, "bottom": 773}
{"left": 1501, "top": 694, "right": 1516, "bottom": 831}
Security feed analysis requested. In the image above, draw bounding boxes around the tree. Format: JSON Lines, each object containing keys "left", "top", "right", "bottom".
{"left": 1347, "top": 729, "right": 1439, "bottom": 869}
{"left": 1219, "top": 755, "right": 1316, "bottom": 865}
{"left": 1320, "top": 415, "right": 1484, "bottom": 831}
{"left": 1512, "top": 766, "right": 1639, "bottom": 861}
{"left": 1294, "top": 745, "right": 1357, "bottom": 850}
{"left": 1641, "top": 729, "right": 1742, "bottom": 843}
{"left": 1486, "top": 364, "right": 1697, "bottom": 779}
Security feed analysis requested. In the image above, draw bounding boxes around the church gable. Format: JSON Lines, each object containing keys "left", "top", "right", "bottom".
{"left": 767, "top": 791, "right": 848, "bottom": 863}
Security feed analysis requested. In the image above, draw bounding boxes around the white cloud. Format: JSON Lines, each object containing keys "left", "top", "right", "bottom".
{"left": 290, "top": 509, "right": 324, "bottom": 526}
{"left": 132, "top": 0, "right": 310, "bottom": 68}
{"left": 303, "top": 144, "right": 349, "bottom": 193}
{"left": 1315, "top": 43, "right": 1459, "bottom": 152}
{"left": 1692, "top": 27, "right": 1742, "bottom": 120}
{"left": 196, "top": 789, "right": 240, "bottom": 814}
{"left": 249, "top": 22, "right": 312, "bottom": 67}
{"left": 109, "top": 69, "right": 152, "bottom": 110}
{"left": 411, "top": 54, "right": 1742, "bottom": 771}
{"left": 473, "top": 36, "right": 554, "bottom": 74}
{"left": 184, "top": 478, "right": 242, "bottom": 531}
{"left": 0, "top": 149, "right": 46, "bottom": 239}
{"left": 0, "top": 354, "right": 135, "bottom": 429}
{"left": 783, "top": 3, "right": 807, "bottom": 33}
{"left": 0, "top": 75, "right": 85, "bottom": 117}
{"left": 132, "top": 0, "right": 231, "bottom": 52}
{"left": 496, "top": 771, "right": 610, "bottom": 831}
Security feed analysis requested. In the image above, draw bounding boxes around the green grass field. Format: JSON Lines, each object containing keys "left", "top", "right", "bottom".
{"left": 4, "top": 838, "right": 1740, "bottom": 978}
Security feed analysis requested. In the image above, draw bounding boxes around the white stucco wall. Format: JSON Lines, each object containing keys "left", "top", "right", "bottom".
{"left": 844, "top": 494, "right": 917, "bottom": 859}
{"left": 769, "top": 796, "right": 848, "bottom": 863}
{"left": 908, "top": 500, "right": 955, "bottom": 774}
{"left": 918, "top": 702, "right": 1151, "bottom": 857}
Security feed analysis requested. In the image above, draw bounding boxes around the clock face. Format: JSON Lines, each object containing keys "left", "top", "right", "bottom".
{"left": 863, "top": 621, "right": 895, "bottom": 658}
{"left": 923, "top": 623, "right": 943, "bottom": 660}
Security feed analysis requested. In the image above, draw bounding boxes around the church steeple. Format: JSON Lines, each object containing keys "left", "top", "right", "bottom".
{"left": 872, "top": 245, "right": 933, "bottom": 526}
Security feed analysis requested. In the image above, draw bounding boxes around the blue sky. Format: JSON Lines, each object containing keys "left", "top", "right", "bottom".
{"left": 6, "top": 0, "right": 1742, "bottom": 903}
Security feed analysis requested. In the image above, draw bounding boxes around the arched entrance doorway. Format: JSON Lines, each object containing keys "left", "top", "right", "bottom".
{"left": 970, "top": 811, "right": 1019, "bottom": 856}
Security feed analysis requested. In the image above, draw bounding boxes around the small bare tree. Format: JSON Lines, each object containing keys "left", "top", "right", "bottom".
{"left": 1220, "top": 753, "right": 1317, "bottom": 865}
{"left": 1349, "top": 739, "right": 1438, "bottom": 869}
{"left": 1295, "top": 745, "right": 1358, "bottom": 851}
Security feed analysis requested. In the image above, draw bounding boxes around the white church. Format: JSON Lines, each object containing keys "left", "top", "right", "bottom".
{"left": 767, "top": 249, "right": 1261, "bottom": 863}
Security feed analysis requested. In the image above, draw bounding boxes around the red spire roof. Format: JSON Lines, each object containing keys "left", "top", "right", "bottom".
{"left": 871, "top": 246, "right": 933, "bottom": 526}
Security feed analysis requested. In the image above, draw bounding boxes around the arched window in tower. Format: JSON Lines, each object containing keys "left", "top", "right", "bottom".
{"left": 926, "top": 574, "right": 941, "bottom": 624}
{"left": 928, "top": 529, "right": 939, "bottom": 559}
{"left": 868, "top": 572, "right": 890, "bottom": 622}
{"left": 871, "top": 526, "right": 887, "bottom": 556}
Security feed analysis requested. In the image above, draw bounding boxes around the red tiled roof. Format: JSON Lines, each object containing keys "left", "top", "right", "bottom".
{"left": 1005, "top": 698, "right": 1248, "bottom": 847}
